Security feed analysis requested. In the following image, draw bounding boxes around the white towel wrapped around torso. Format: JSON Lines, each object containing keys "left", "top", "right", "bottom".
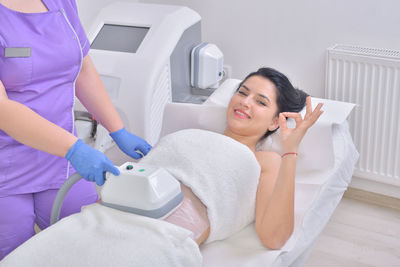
{"left": 140, "top": 129, "right": 261, "bottom": 243}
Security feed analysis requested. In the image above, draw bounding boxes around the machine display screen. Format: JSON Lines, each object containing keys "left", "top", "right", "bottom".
{"left": 91, "top": 24, "right": 150, "bottom": 53}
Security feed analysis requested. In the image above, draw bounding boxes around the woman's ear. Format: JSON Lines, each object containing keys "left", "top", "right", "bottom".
{"left": 268, "top": 115, "right": 279, "bottom": 131}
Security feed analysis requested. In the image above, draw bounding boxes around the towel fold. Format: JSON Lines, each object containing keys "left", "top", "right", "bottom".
{"left": 140, "top": 129, "right": 261, "bottom": 243}
{"left": 1, "top": 204, "right": 202, "bottom": 267}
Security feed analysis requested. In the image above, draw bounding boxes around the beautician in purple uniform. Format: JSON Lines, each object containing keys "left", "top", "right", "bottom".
{"left": 0, "top": 0, "right": 152, "bottom": 259}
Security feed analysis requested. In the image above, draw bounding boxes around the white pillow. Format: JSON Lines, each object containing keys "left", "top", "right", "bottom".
{"left": 161, "top": 79, "right": 355, "bottom": 171}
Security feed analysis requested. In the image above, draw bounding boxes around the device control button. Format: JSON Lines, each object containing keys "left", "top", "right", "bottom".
{"left": 138, "top": 169, "right": 145, "bottom": 172}
{"left": 126, "top": 165, "right": 133, "bottom": 170}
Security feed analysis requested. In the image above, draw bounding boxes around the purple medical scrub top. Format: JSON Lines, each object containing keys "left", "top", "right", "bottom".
{"left": 0, "top": 0, "right": 90, "bottom": 196}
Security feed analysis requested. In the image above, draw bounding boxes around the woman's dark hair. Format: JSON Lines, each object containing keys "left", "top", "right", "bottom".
{"left": 237, "top": 67, "right": 308, "bottom": 139}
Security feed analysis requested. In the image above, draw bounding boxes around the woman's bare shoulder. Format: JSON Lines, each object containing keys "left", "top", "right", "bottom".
{"left": 254, "top": 151, "right": 281, "bottom": 172}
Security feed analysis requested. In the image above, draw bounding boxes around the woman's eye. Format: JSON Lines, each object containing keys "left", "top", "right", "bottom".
{"left": 257, "top": 100, "right": 267, "bottom": 106}
{"left": 238, "top": 90, "right": 247, "bottom": 96}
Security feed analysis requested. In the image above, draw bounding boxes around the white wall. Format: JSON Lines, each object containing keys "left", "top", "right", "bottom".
{"left": 77, "top": 0, "right": 400, "bottom": 96}
{"left": 134, "top": 0, "right": 400, "bottom": 97}
{"left": 77, "top": 0, "right": 139, "bottom": 30}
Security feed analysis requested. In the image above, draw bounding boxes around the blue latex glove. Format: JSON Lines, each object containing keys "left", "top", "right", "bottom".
{"left": 65, "top": 139, "right": 120, "bottom": 186}
{"left": 110, "top": 127, "right": 152, "bottom": 159}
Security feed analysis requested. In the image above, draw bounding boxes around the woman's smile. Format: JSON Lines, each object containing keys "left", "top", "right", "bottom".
{"left": 234, "top": 108, "right": 250, "bottom": 119}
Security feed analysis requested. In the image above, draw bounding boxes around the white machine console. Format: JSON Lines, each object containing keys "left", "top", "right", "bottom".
{"left": 101, "top": 162, "right": 183, "bottom": 219}
{"left": 77, "top": 2, "right": 207, "bottom": 147}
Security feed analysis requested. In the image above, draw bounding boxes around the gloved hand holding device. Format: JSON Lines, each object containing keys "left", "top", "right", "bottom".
{"left": 110, "top": 127, "right": 152, "bottom": 159}
{"left": 65, "top": 139, "right": 120, "bottom": 186}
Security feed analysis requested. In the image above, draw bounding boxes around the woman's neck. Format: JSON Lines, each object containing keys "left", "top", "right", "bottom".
{"left": 223, "top": 129, "right": 260, "bottom": 152}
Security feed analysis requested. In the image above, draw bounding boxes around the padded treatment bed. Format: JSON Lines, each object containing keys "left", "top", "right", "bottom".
{"left": 160, "top": 79, "right": 359, "bottom": 266}
{"left": 0, "top": 79, "right": 358, "bottom": 267}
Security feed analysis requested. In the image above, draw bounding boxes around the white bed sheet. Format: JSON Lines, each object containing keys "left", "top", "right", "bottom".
{"left": 200, "top": 121, "right": 358, "bottom": 267}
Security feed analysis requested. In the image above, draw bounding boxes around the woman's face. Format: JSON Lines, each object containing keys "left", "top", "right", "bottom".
{"left": 226, "top": 75, "right": 279, "bottom": 139}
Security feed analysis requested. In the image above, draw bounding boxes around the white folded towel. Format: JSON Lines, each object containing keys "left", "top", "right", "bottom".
{"left": 1, "top": 204, "right": 202, "bottom": 267}
{"left": 140, "top": 129, "right": 261, "bottom": 243}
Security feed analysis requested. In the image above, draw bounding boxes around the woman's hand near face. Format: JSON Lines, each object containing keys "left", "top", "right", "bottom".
{"left": 279, "top": 97, "right": 323, "bottom": 153}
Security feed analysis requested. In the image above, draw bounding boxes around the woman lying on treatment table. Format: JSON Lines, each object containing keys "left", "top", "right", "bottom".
{"left": 152, "top": 67, "right": 323, "bottom": 249}
{"left": 0, "top": 67, "right": 324, "bottom": 266}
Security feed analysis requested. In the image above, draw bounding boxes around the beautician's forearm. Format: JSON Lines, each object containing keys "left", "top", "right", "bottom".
{"left": 257, "top": 157, "right": 296, "bottom": 249}
{"left": 0, "top": 99, "right": 77, "bottom": 157}
{"left": 75, "top": 55, "right": 123, "bottom": 133}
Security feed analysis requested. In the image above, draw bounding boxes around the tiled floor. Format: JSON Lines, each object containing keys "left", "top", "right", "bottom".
{"left": 304, "top": 197, "right": 400, "bottom": 267}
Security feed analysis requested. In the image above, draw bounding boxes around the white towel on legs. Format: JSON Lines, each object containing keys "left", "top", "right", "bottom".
{"left": 1, "top": 204, "right": 202, "bottom": 267}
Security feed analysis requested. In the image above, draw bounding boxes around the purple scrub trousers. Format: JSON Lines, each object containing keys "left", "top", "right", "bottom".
{"left": 0, "top": 0, "right": 97, "bottom": 259}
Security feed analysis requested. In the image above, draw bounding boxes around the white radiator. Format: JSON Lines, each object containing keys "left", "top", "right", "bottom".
{"left": 326, "top": 44, "right": 400, "bottom": 187}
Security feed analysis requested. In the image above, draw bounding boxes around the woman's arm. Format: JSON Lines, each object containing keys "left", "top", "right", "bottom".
{"left": 255, "top": 97, "right": 323, "bottom": 249}
{"left": 0, "top": 80, "right": 77, "bottom": 157}
{"left": 75, "top": 55, "right": 124, "bottom": 133}
{"left": 74, "top": 55, "right": 152, "bottom": 160}
{"left": 254, "top": 151, "right": 295, "bottom": 250}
